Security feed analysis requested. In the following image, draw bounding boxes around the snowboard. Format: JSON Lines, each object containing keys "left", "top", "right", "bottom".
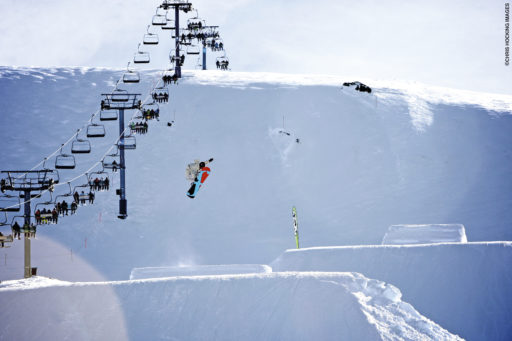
{"left": 187, "top": 167, "right": 211, "bottom": 198}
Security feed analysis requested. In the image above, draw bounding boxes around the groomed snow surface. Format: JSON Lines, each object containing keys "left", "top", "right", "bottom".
{"left": 129, "top": 264, "right": 272, "bottom": 280}
{"left": 382, "top": 224, "right": 468, "bottom": 245}
{"left": 1, "top": 67, "right": 512, "bottom": 340}
{"left": 0, "top": 272, "right": 461, "bottom": 341}
{"left": 272, "top": 242, "right": 512, "bottom": 341}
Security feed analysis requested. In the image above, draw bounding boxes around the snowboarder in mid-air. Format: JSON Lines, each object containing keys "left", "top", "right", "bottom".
{"left": 186, "top": 158, "right": 213, "bottom": 198}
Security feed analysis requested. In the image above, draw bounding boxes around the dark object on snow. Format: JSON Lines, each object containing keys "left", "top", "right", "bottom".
{"left": 343, "top": 81, "right": 372, "bottom": 93}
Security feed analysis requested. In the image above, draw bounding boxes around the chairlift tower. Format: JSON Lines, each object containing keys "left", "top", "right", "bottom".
{"left": 1, "top": 170, "right": 55, "bottom": 278}
{"left": 160, "top": 1, "right": 193, "bottom": 78}
{"left": 200, "top": 25, "right": 219, "bottom": 70}
{"left": 202, "top": 43, "right": 206, "bottom": 70}
{"left": 101, "top": 93, "right": 141, "bottom": 219}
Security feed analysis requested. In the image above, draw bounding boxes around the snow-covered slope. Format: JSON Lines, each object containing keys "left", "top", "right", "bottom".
{"left": 0, "top": 272, "right": 462, "bottom": 341}
{"left": 271, "top": 242, "right": 512, "bottom": 340}
{"left": 1, "top": 67, "right": 511, "bottom": 281}
{"left": 0, "top": 67, "right": 511, "bottom": 339}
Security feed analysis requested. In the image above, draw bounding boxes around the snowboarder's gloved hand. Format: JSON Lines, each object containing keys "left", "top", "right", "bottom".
{"left": 209, "top": 158, "right": 214, "bottom": 162}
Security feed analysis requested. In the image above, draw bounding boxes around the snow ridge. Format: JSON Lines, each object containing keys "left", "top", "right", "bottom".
{"left": 1, "top": 67, "right": 511, "bottom": 340}
{"left": 0, "top": 272, "right": 462, "bottom": 341}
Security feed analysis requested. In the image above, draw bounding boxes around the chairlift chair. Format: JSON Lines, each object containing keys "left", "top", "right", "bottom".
{"left": 162, "top": 16, "right": 175, "bottom": 30}
{"left": 143, "top": 25, "right": 159, "bottom": 45}
{"left": 204, "top": 27, "right": 219, "bottom": 39}
{"left": 170, "top": 48, "right": 185, "bottom": 58}
{"left": 111, "top": 88, "right": 129, "bottom": 102}
{"left": 55, "top": 154, "right": 76, "bottom": 169}
{"left": 173, "top": 28, "right": 193, "bottom": 39}
{"left": 143, "top": 101, "right": 160, "bottom": 112}
{"left": 162, "top": 67, "right": 178, "bottom": 84}
{"left": 11, "top": 216, "right": 35, "bottom": 236}
{"left": 205, "top": 37, "right": 214, "bottom": 48}
{"left": 102, "top": 150, "right": 121, "bottom": 171}
{"left": 133, "top": 111, "right": 144, "bottom": 120}
{"left": 123, "top": 62, "right": 140, "bottom": 84}
{"left": 72, "top": 183, "right": 91, "bottom": 206}
{"left": 216, "top": 54, "right": 230, "bottom": 70}
{"left": 118, "top": 134, "right": 136, "bottom": 150}
{"left": 134, "top": 44, "right": 150, "bottom": 64}
{"left": 130, "top": 120, "right": 147, "bottom": 134}
{"left": 39, "top": 159, "right": 60, "bottom": 185}
{"left": 186, "top": 9, "right": 204, "bottom": 30}
{"left": 88, "top": 171, "right": 110, "bottom": 192}
{"left": 0, "top": 232, "right": 13, "bottom": 247}
{"left": 187, "top": 18, "right": 205, "bottom": 31}
{"left": 100, "top": 109, "right": 118, "bottom": 121}
{"left": 217, "top": 54, "right": 229, "bottom": 64}
{"left": 35, "top": 197, "right": 56, "bottom": 224}
{"left": 152, "top": 8, "right": 167, "bottom": 26}
{"left": 214, "top": 38, "right": 224, "bottom": 51}
{"left": 71, "top": 131, "right": 91, "bottom": 154}
{"left": 142, "top": 101, "right": 160, "bottom": 120}
{"left": 163, "top": 67, "right": 175, "bottom": 76}
{"left": 169, "top": 49, "right": 185, "bottom": 66}
{"left": 71, "top": 139, "right": 91, "bottom": 154}
{"left": 55, "top": 146, "right": 76, "bottom": 170}
{"left": 34, "top": 192, "right": 55, "bottom": 223}
{"left": 152, "top": 86, "right": 169, "bottom": 101}
{"left": 187, "top": 45, "right": 200, "bottom": 55}
{"left": 0, "top": 194, "right": 21, "bottom": 212}
{"left": 55, "top": 182, "right": 73, "bottom": 203}
{"left": 0, "top": 213, "right": 13, "bottom": 245}
{"left": 123, "top": 70, "right": 140, "bottom": 83}
{"left": 87, "top": 123, "right": 106, "bottom": 138}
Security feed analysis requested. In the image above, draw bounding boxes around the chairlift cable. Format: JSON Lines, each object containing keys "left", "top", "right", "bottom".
{"left": 6, "top": 140, "right": 120, "bottom": 210}
{"left": 9, "top": 107, "right": 134, "bottom": 209}
{"left": 55, "top": 70, "right": 163, "bottom": 185}
{"left": 14, "top": 70, "right": 127, "bottom": 180}
{"left": 9, "top": 37, "right": 157, "bottom": 190}
{"left": 5, "top": 4, "right": 223, "bottom": 214}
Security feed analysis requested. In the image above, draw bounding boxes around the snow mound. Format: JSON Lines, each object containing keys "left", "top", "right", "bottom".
{"left": 271, "top": 242, "right": 512, "bottom": 340}
{"left": 382, "top": 224, "right": 467, "bottom": 245}
{"left": 0, "top": 272, "right": 462, "bottom": 341}
{"left": 0, "top": 276, "right": 71, "bottom": 291}
{"left": 129, "top": 264, "right": 271, "bottom": 280}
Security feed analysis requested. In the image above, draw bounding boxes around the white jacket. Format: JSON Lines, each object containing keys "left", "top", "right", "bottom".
{"left": 185, "top": 159, "right": 212, "bottom": 181}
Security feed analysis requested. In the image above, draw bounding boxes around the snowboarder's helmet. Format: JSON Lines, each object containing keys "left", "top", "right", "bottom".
{"left": 199, "top": 162, "right": 205, "bottom": 168}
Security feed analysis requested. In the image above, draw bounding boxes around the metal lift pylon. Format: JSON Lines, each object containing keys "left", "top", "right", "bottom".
{"left": 101, "top": 92, "right": 141, "bottom": 219}
{"left": 1, "top": 170, "right": 55, "bottom": 278}
{"left": 160, "top": 1, "right": 192, "bottom": 78}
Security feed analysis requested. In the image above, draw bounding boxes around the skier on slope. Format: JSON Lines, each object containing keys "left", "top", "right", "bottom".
{"left": 186, "top": 158, "right": 213, "bottom": 198}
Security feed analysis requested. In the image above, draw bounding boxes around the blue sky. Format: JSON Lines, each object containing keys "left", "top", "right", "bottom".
{"left": 0, "top": 0, "right": 509, "bottom": 94}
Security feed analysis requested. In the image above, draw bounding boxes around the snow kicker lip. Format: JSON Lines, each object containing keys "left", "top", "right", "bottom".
{"left": 0, "top": 271, "right": 462, "bottom": 341}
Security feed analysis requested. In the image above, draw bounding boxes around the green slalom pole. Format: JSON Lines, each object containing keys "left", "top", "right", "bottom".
{"left": 292, "top": 206, "right": 299, "bottom": 249}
